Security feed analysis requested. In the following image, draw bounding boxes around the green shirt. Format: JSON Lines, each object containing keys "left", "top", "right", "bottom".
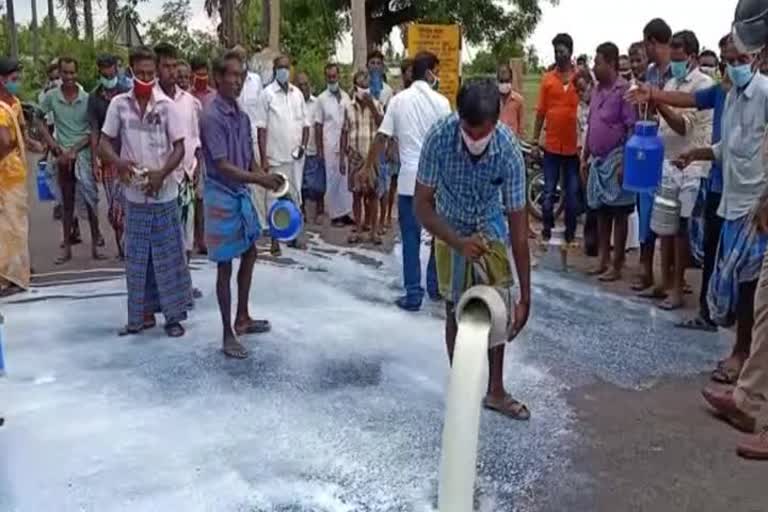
{"left": 40, "top": 85, "right": 90, "bottom": 149}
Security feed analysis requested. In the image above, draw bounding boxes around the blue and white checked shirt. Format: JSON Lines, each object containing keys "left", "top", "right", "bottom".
{"left": 416, "top": 114, "right": 526, "bottom": 241}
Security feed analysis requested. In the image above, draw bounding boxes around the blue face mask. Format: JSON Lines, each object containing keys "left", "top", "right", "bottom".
{"left": 100, "top": 76, "right": 118, "bottom": 90}
{"left": 5, "top": 80, "right": 21, "bottom": 96}
{"left": 275, "top": 67, "right": 290, "bottom": 85}
{"left": 670, "top": 60, "right": 689, "bottom": 80}
{"left": 727, "top": 63, "right": 755, "bottom": 88}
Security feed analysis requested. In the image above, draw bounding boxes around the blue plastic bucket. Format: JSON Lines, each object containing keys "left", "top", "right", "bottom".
{"left": 268, "top": 198, "right": 303, "bottom": 242}
{"left": 36, "top": 161, "right": 56, "bottom": 202}
{"left": 623, "top": 120, "right": 665, "bottom": 193}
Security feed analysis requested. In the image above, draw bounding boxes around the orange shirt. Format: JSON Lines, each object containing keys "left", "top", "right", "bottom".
{"left": 499, "top": 91, "right": 525, "bottom": 137}
{"left": 536, "top": 69, "right": 579, "bottom": 156}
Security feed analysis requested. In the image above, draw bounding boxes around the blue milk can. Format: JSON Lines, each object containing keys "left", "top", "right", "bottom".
{"left": 623, "top": 120, "right": 665, "bottom": 193}
{"left": 268, "top": 199, "right": 303, "bottom": 242}
{"left": 36, "top": 160, "right": 56, "bottom": 202}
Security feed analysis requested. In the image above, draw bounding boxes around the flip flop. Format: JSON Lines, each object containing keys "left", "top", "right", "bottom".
{"left": 234, "top": 319, "right": 271, "bottom": 336}
{"left": 637, "top": 288, "right": 667, "bottom": 299}
{"left": 658, "top": 298, "right": 683, "bottom": 311}
{"left": 711, "top": 358, "right": 743, "bottom": 385}
{"left": 222, "top": 341, "right": 249, "bottom": 359}
{"left": 675, "top": 316, "right": 717, "bottom": 332}
{"left": 586, "top": 266, "right": 609, "bottom": 276}
{"left": 482, "top": 394, "right": 531, "bottom": 421}
{"left": 631, "top": 280, "right": 653, "bottom": 292}
{"left": 164, "top": 323, "right": 185, "bottom": 338}
{"left": 598, "top": 270, "right": 622, "bottom": 283}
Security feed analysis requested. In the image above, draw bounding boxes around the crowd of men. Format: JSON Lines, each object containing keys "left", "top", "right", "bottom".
{"left": 1, "top": 14, "right": 768, "bottom": 459}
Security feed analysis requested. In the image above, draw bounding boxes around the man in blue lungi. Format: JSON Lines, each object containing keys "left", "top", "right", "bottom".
{"left": 201, "top": 50, "right": 284, "bottom": 359}
{"left": 99, "top": 46, "right": 192, "bottom": 338}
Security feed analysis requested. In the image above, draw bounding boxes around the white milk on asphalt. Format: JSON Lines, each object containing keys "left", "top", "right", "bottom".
{"left": 438, "top": 307, "right": 491, "bottom": 512}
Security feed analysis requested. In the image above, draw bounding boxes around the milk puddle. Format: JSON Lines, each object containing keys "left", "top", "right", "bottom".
{"left": 438, "top": 306, "right": 491, "bottom": 512}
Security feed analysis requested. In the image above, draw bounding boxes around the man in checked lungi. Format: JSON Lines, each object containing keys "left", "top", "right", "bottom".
{"left": 98, "top": 46, "right": 192, "bottom": 338}
{"left": 201, "top": 50, "right": 284, "bottom": 359}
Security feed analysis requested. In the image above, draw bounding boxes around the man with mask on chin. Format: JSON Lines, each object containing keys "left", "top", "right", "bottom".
{"left": 414, "top": 79, "right": 532, "bottom": 420}
{"left": 256, "top": 55, "right": 310, "bottom": 255}
{"left": 88, "top": 53, "right": 130, "bottom": 259}
{"left": 315, "top": 62, "right": 353, "bottom": 228}
{"left": 99, "top": 45, "right": 191, "bottom": 339}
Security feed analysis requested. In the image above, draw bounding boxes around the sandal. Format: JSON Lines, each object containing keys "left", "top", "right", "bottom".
{"left": 637, "top": 287, "right": 667, "bottom": 300}
{"left": 675, "top": 316, "right": 717, "bottom": 332}
{"left": 222, "top": 340, "right": 249, "bottom": 359}
{"left": 658, "top": 298, "right": 683, "bottom": 311}
{"left": 369, "top": 235, "right": 383, "bottom": 246}
{"left": 117, "top": 316, "right": 156, "bottom": 336}
{"left": 234, "top": 319, "right": 271, "bottom": 336}
{"left": 711, "top": 358, "right": 743, "bottom": 385}
{"left": 164, "top": 322, "right": 185, "bottom": 338}
{"left": 482, "top": 394, "right": 531, "bottom": 421}
{"left": 348, "top": 234, "right": 361, "bottom": 244}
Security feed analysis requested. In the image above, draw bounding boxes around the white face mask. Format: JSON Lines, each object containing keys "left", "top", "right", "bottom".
{"left": 356, "top": 87, "right": 370, "bottom": 100}
{"left": 461, "top": 128, "right": 494, "bottom": 156}
{"left": 700, "top": 65, "right": 717, "bottom": 78}
{"left": 498, "top": 82, "right": 512, "bottom": 94}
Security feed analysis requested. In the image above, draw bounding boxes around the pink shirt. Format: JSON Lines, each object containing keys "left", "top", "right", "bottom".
{"left": 157, "top": 85, "right": 202, "bottom": 182}
{"left": 102, "top": 90, "right": 185, "bottom": 204}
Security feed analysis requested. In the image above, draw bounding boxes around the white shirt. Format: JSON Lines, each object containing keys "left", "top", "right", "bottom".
{"left": 659, "top": 67, "right": 714, "bottom": 177}
{"left": 314, "top": 88, "right": 351, "bottom": 156}
{"left": 713, "top": 73, "right": 768, "bottom": 220}
{"left": 156, "top": 85, "right": 201, "bottom": 183}
{"left": 256, "top": 81, "right": 309, "bottom": 166}
{"left": 239, "top": 71, "right": 263, "bottom": 161}
{"left": 378, "top": 80, "right": 451, "bottom": 195}
{"left": 305, "top": 95, "right": 319, "bottom": 156}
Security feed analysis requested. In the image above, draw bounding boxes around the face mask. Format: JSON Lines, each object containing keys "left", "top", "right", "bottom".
{"left": 50, "top": 78, "right": 62, "bottom": 88}
{"left": 193, "top": 75, "right": 209, "bottom": 91}
{"left": 498, "top": 82, "right": 512, "bottom": 94}
{"left": 5, "top": 80, "right": 21, "bottom": 96}
{"left": 700, "top": 66, "right": 717, "bottom": 78}
{"left": 620, "top": 71, "right": 633, "bottom": 80}
{"left": 100, "top": 76, "right": 118, "bottom": 89}
{"left": 461, "top": 128, "right": 494, "bottom": 157}
{"left": 427, "top": 71, "right": 440, "bottom": 91}
{"left": 356, "top": 87, "right": 370, "bottom": 100}
{"left": 328, "top": 81, "right": 339, "bottom": 93}
{"left": 275, "top": 68, "right": 290, "bottom": 85}
{"left": 727, "top": 63, "right": 755, "bottom": 88}
{"left": 670, "top": 60, "right": 689, "bottom": 80}
{"left": 133, "top": 77, "right": 155, "bottom": 99}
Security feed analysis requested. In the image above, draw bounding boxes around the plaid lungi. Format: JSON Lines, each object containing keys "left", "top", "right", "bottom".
{"left": 708, "top": 213, "right": 768, "bottom": 327}
{"left": 124, "top": 199, "right": 192, "bottom": 329}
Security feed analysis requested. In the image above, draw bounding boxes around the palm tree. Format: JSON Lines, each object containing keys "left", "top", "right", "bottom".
{"left": 32, "top": 0, "right": 41, "bottom": 64}
{"left": 204, "top": 0, "right": 240, "bottom": 47}
{"left": 107, "top": 0, "right": 119, "bottom": 33}
{"left": 47, "top": 0, "right": 56, "bottom": 31}
{"left": 83, "top": 0, "right": 94, "bottom": 42}
{"left": 60, "top": 0, "right": 80, "bottom": 39}
{"left": 6, "top": 0, "right": 19, "bottom": 58}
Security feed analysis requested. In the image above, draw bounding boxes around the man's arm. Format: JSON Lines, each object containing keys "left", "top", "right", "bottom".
{"left": 257, "top": 128, "right": 268, "bottom": 171}
{"left": 625, "top": 83, "right": 698, "bottom": 109}
{"left": 414, "top": 183, "right": 463, "bottom": 250}
{"left": 301, "top": 126, "right": 309, "bottom": 149}
{"left": 315, "top": 123, "right": 324, "bottom": 159}
{"left": 508, "top": 208, "right": 531, "bottom": 306}
{"left": 532, "top": 78, "right": 547, "bottom": 143}
{"left": 36, "top": 119, "right": 60, "bottom": 155}
{"left": 255, "top": 90, "right": 270, "bottom": 170}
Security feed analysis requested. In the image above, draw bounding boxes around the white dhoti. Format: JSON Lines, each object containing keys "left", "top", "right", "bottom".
{"left": 324, "top": 150, "right": 353, "bottom": 220}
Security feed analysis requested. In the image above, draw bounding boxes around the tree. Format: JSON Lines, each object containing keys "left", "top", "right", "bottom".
{"left": 145, "top": 0, "right": 219, "bottom": 57}
{"left": 107, "top": 0, "right": 119, "bottom": 33}
{"left": 330, "top": 0, "right": 556, "bottom": 51}
{"left": 5, "top": 0, "right": 18, "bottom": 58}
{"left": 525, "top": 44, "right": 540, "bottom": 73}
{"left": 59, "top": 0, "right": 80, "bottom": 39}
{"left": 83, "top": 0, "right": 94, "bottom": 42}
{"left": 204, "top": 0, "right": 241, "bottom": 47}
{"left": 47, "top": 0, "right": 56, "bottom": 31}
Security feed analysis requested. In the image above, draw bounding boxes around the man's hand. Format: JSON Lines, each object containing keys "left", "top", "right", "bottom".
{"left": 509, "top": 300, "right": 530, "bottom": 341}
{"left": 529, "top": 141, "right": 541, "bottom": 160}
{"left": 116, "top": 159, "right": 136, "bottom": 184}
{"left": 624, "top": 82, "right": 653, "bottom": 104}
{"left": 257, "top": 172, "right": 285, "bottom": 192}
{"left": 339, "top": 158, "right": 347, "bottom": 176}
{"left": 50, "top": 144, "right": 64, "bottom": 158}
{"left": 615, "top": 158, "right": 624, "bottom": 186}
{"left": 143, "top": 169, "right": 166, "bottom": 197}
{"left": 361, "top": 93, "right": 376, "bottom": 112}
{"left": 459, "top": 234, "right": 488, "bottom": 261}
{"left": 92, "top": 158, "right": 102, "bottom": 182}
{"left": 56, "top": 149, "right": 76, "bottom": 169}
{"left": 579, "top": 157, "right": 589, "bottom": 185}
{"left": 673, "top": 150, "right": 696, "bottom": 170}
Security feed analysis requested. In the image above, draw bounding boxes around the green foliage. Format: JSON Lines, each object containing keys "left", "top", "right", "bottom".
{"left": 144, "top": 0, "right": 219, "bottom": 59}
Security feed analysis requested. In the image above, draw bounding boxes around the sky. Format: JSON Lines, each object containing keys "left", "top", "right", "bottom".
{"left": 10, "top": 0, "right": 739, "bottom": 65}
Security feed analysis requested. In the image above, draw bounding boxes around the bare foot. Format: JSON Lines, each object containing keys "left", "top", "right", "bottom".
{"left": 587, "top": 265, "right": 609, "bottom": 276}
{"left": 92, "top": 248, "right": 107, "bottom": 260}
{"left": 631, "top": 276, "right": 653, "bottom": 291}
{"left": 222, "top": 332, "right": 249, "bottom": 359}
{"left": 270, "top": 240, "right": 282, "bottom": 257}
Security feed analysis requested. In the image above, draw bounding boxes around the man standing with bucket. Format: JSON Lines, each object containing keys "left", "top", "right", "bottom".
{"left": 201, "top": 51, "right": 284, "bottom": 359}
{"left": 414, "top": 79, "right": 532, "bottom": 420}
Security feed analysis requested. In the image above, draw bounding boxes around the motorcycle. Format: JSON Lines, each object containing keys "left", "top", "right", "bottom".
{"left": 520, "top": 140, "right": 564, "bottom": 221}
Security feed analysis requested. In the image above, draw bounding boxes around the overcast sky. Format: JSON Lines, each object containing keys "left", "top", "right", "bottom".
{"left": 11, "top": 0, "right": 739, "bottom": 65}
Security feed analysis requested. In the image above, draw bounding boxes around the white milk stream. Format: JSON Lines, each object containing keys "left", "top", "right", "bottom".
{"left": 437, "top": 306, "right": 491, "bottom": 512}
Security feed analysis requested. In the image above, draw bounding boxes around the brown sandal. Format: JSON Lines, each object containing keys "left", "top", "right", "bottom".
{"left": 482, "top": 394, "right": 531, "bottom": 421}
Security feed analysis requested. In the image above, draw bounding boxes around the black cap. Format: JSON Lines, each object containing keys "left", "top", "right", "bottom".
{"left": 0, "top": 57, "right": 21, "bottom": 76}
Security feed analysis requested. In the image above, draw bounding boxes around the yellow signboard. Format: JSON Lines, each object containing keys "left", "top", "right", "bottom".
{"left": 407, "top": 23, "right": 461, "bottom": 109}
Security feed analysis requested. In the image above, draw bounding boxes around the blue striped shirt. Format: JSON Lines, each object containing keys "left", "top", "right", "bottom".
{"left": 417, "top": 114, "right": 526, "bottom": 241}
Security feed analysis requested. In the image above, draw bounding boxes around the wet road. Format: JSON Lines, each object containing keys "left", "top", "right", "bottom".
{"left": 0, "top": 238, "right": 730, "bottom": 511}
